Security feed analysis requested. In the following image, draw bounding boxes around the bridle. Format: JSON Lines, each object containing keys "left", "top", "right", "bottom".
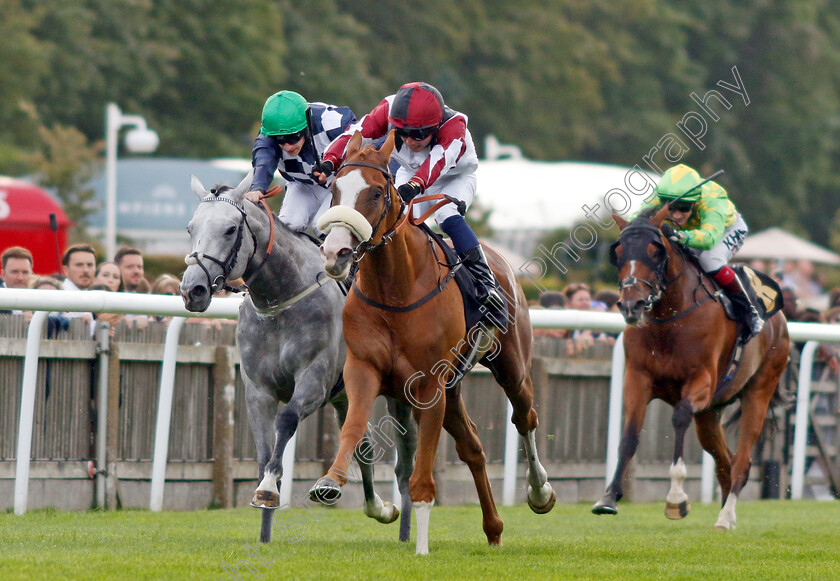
{"left": 334, "top": 161, "right": 463, "bottom": 263}
{"left": 609, "top": 222, "right": 672, "bottom": 312}
{"left": 334, "top": 161, "right": 401, "bottom": 262}
{"left": 185, "top": 193, "right": 266, "bottom": 293}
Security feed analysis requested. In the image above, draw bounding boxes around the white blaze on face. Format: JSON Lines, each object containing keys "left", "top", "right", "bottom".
{"left": 334, "top": 169, "right": 368, "bottom": 208}
{"left": 321, "top": 226, "right": 355, "bottom": 275}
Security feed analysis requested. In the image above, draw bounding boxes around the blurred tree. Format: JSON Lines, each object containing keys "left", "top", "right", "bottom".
{"left": 23, "top": 108, "right": 101, "bottom": 239}
{"left": 0, "top": 0, "right": 48, "bottom": 173}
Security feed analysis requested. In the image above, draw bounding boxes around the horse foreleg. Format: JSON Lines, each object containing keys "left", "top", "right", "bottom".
{"left": 253, "top": 402, "right": 301, "bottom": 508}
{"left": 410, "top": 392, "right": 446, "bottom": 555}
{"left": 593, "top": 372, "right": 651, "bottom": 515}
{"left": 310, "top": 360, "right": 380, "bottom": 504}
{"left": 388, "top": 398, "right": 417, "bottom": 542}
{"left": 245, "top": 376, "right": 280, "bottom": 543}
{"left": 665, "top": 399, "right": 695, "bottom": 519}
{"left": 245, "top": 378, "right": 282, "bottom": 509}
{"left": 442, "top": 391, "right": 504, "bottom": 547}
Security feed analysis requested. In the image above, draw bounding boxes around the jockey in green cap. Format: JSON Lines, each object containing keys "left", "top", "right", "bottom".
{"left": 244, "top": 90, "right": 356, "bottom": 236}
{"left": 639, "top": 163, "right": 763, "bottom": 336}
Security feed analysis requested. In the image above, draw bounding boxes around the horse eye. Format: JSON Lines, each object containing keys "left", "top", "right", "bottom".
{"left": 225, "top": 226, "right": 236, "bottom": 236}
{"left": 371, "top": 188, "right": 382, "bottom": 200}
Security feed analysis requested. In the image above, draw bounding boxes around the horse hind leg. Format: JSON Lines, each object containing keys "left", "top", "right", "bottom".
{"left": 442, "top": 391, "right": 504, "bottom": 547}
{"left": 486, "top": 354, "right": 555, "bottom": 513}
{"left": 665, "top": 399, "right": 694, "bottom": 520}
{"left": 522, "top": 429, "right": 556, "bottom": 514}
{"left": 356, "top": 432, "right": 400, "bottom": 525}
{"left": 715, "top": 387, "right": 778, "bottom": 530}
{"left": 694, "top": 409, "right": 735, "bottom": 530}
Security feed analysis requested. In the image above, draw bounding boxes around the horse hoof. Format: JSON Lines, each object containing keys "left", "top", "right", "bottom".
{"left": 664, "top": 500, "right": 690, "bottom": 520}
{"left": 592, "top": 497, "right": 618, "bottom": 515}
{"left": 250, "top": 490, "right": 279, "bottom": 509}
{"left": 380, "top": 504, "right": 400, "bottom": 525}
{"left": 527, "top": 488, "right": 556, "bottom": 514}
{"left": 309, "top": 477, "right": 342, "bottom": 504}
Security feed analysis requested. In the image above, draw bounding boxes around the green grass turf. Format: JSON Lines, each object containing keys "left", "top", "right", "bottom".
{"left": 2, "top": 500, "right": 838, "bottom": 580}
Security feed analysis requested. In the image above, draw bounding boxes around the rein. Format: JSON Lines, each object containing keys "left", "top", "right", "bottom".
{"left": 333, "top": 160, "right": 464, "bottom": 313}
{"left": 614, "top": 222, "right": 717, "bottom": 320}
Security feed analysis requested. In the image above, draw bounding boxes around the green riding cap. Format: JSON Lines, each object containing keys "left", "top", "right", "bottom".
{"left": 260, "top": 90, "right": 309, "bottom": 136}
{"left": 656, "top": 164, "right": 703, "bottom": 202}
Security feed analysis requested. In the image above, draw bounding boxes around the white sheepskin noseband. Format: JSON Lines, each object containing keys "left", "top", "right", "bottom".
{"left": 317, "top": 206, "right": 374, "bottom": 242}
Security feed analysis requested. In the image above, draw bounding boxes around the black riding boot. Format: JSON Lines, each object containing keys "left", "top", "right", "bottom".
{"left": 722, "top": 277, "right": 765, "bottom": 337}
{"left": 460, "top": 246, "right": 506, "bottom": 327}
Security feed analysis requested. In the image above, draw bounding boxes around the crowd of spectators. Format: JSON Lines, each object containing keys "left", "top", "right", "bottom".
{"left": 0, "top": 244, "right": 235, "bottom": 335}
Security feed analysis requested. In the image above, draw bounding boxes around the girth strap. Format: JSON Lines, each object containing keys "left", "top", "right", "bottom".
{"left": 350, "top": 264, "right": 461, "bottom": 313}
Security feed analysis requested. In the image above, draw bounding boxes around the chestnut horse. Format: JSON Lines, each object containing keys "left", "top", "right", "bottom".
{"left": 591, "top": 206, "right": 789, "bottom": 529}
{"left": 309, "top": 131, "right": 555, "bottom": 554}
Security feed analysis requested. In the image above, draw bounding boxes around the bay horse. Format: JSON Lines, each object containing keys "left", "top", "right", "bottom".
{"left": 310, "top": 131, "right": 556, "bottom": 554}
{"left": 592, "top": 205, "right": 789, "bottom": 529}
{"left": 180, "top": 171, "right": 416, "bottom": 543}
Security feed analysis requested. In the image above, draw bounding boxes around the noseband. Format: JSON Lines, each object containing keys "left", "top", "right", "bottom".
{"left": 609, "top": 223, "right": 670, "bottom": 311}
{"left": 185, "top": 194, "right": 258, "bottom": 293}
{"left": 334, "top": 161, "right": 404, "bottom": 260}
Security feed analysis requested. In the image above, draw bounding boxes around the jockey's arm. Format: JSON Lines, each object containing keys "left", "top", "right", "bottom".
{"left": 247, "top": 135, "right": 281, "bottom": 202}
{"left": 683, "top": 202, "right": 728, "bottom": 250}
{"left": 322, "top": 99, "right": 390, "bottom": 169}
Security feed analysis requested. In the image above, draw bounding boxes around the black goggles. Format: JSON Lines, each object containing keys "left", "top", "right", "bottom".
{"left": 668, "top": 200, "right": 695, "bottom": 213}
{"left": 396, "top": 126, "right": 435, "bottom": 141}
{"left": 274, "top": 130, "right": 306, "bottom": 145}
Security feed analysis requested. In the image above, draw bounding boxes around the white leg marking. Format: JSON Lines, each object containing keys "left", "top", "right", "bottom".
{"left": 256, "top": 471, "right": 280, "bottom": 495}
{"left": 413, "top": 500, "right": 434, "bottom": 555}
{"left": 522, "top": 430, "right": 554, "bottom": 506}
{"left": 364, "top": 492, "right": 396, "bottom": 523}
{"left": 666, "top": 458, "right": 688, "bottom": 504}
{"left": 714, "top": 493, "right": 738, "bottom": 530}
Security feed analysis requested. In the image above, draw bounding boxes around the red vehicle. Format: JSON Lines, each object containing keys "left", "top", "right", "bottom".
{"left": 0, "top": 177, "right": 70, "bottom": 276}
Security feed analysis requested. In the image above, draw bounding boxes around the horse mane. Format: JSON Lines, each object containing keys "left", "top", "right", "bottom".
{"left": 635, "top": 206, "right": 660, "bottom": 222}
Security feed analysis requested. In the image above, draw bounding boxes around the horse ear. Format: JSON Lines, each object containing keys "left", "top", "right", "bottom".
{"left": 379, "top": 130, "right": 397, "bottom": 159}
{"left": 190, "top": 175, "right": 207, "bottom": 201}
{"left": 346, "top": 131, "right": 363, "bottom": 158}
{"left": 613, "top": 213, "right": 629, "bottom": 231}
{"left": 231, "top": 169, "right": 254, "bottom": 200}
{"left": 651, "top": 204, "right": 670, "bottom": 227}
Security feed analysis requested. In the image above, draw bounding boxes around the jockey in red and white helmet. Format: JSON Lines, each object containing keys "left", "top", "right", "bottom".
{"left": 318, "top": 81, "right": 503, "bottom": 324}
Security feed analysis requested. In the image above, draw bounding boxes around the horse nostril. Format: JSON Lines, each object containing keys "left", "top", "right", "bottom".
{"left": 337, "top": 248, "right": 351, "bottom": 258}
{"left": 189, "top": 286, "right": 208, "bottom": 300}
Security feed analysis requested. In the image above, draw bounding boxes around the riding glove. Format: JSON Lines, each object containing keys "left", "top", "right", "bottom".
{"left": 661, "top": 223, "right": 687, "bottom": 244}
{"left": 398, "top": 181, "right": 422, "bottom": 202}
{"left": 312, "top": 160, "right": 334, "bottom": 178}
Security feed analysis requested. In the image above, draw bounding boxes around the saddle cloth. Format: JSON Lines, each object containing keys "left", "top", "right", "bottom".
{"left": 736, "top": 265, "right": 783, "bottom": 320}
{"left": 713, "top": 265, "right": 783, "bottom": 396}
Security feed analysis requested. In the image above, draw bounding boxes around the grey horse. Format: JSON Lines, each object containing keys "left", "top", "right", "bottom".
{"left": 180, "top": 171, "right": 415, "bottom": 542}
